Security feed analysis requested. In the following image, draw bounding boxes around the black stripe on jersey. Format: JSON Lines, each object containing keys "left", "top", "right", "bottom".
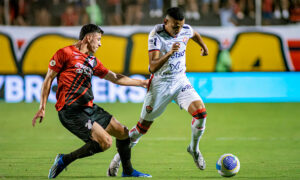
{"left": 65, "top": 58, "right": 90, "bottom": 104}
{"left": 67, "top": 76, "right": 92, "bottom": 106}
{"left": 65, "top": 70, "right": 83, "bottom": 102}
{"left": 66, "top": 75, "right": 89, "bottom": 105}
{"left": 183, "top": 26, "right": 190, "bottom": 29}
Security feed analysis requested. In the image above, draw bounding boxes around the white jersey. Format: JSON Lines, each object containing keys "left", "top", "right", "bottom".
{"left": 140, "top": 24, "right": 202, "bottom": 121}
{"left": 148, "top": 24, "right": 194, "bottom": 78}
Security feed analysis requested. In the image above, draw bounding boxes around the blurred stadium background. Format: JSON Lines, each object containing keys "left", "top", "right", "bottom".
{"left": 1, "top": 0, "right": 300, "bottom": 179}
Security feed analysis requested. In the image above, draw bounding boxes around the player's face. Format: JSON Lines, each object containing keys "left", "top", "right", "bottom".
{"left": 87, "top": 32, "right": 102, "bottom": 53}
{"left": 164, "top": 16, "right": 185, "bottom": 37}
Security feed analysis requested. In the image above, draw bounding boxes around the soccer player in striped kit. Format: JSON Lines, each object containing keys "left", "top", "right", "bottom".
{"left": 107, "top": 7, "right": 209, "bottom": 176}
{"left": 32, "top": 24, "right": 151, "bottom": 178}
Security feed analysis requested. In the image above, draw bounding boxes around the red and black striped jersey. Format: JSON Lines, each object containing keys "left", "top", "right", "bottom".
{"left": 49, "top": 45, "right": 109, "bottom": 111}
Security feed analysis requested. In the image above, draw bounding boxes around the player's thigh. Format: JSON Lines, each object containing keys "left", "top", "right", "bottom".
{"left": 91, "top": 122, "right": 112, "bottom": 150}
{"left": 140, "top": 88, "right": 173, "bottom": 121}
{"left": 105, "top": 117, "right": 129, "bottom": 140}
{"left": 58, "top": 107, "right": 94, "bottom": 143}
{"left": 176, "top": 84, "right": 204, "bottom": 114}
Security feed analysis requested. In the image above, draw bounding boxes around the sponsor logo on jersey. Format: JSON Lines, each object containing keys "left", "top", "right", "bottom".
{"left": 85, "top": 119, "right": 93, "bottom": 130}
{"left": 170, "top": 61, "right": 181, "bottom": 71}
{"left": 76, "top": 69, "right": 83, "bottom": 73}
{"left": 181, "top": 84, "right": 193, "bottom": 92}
{"left": 50, "top": 60, "right": 56, "bottom": 66}
{"left": 179, "top": 32, "right": 189, "bottom": 36}
{"left": 153, "top": 38, "right": 157, "bottom": 46}
{"left": 146, "top": 105, "right": 153, "bottom": 113}
{"left": 170, "top": 50, "right": 186, "bottom": 59}
{"left": 75, "top": 62, "right": 93, "bottom": 77}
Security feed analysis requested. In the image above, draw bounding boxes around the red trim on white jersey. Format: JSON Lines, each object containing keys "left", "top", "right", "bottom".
{"left": 147, "top": 74, "right": 154, "bottom": 92}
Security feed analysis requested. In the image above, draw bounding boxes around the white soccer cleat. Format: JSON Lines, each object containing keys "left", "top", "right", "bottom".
{"left": 107, "top": 153, "right": 121, "bottom": 177}
{"left": 187, "top": 146, "right": 206, "bottom": 170}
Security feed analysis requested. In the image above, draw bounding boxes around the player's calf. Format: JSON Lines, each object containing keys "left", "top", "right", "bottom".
{"left": 129, "top": 120, "right": 152, "bottom": 147}
{"left": 190, "top": 108, "right": 207, "bottom": 150}
{"left": 191, "top": 108, "right": 207, "bottom": 133}
{"left": 188, "top": 108, "right": 207, "bottom": 170}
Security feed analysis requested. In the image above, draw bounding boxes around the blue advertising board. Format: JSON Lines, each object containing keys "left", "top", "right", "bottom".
{"left": 186, "top": 72, "right": 300, "bottom": 103}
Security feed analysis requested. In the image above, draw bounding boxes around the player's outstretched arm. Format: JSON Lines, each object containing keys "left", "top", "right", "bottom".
{"left": 149, "top": 42, "right": 180, "bottom": 73}
{"left": 191, "top": 31, "right": 209, "bottom": 56}
{"left": 32, "top": 69, "right": 57, "bottom": 127}
{"left": 104, "top": 70, "right": 149, "bottom": 88}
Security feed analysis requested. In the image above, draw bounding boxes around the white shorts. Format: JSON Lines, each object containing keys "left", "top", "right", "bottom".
{"left": 140, "top": 75, "right": 203, "bottom": 121}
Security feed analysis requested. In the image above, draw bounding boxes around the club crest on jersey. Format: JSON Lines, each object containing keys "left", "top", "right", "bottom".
{"left": 50, "top": 60, "right": 56, "bottom": 66}
{"left": 183, "top": 37, "right": 188, "bottom": 45}
{"left": 146, "top": 105, "right": 153, "bottom": 113}
{"left": 87, "top": 56, "right": 95, "bottom": 68}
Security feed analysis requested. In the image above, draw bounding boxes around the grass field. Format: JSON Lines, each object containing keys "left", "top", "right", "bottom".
{"left": 1, "top": 102, "right": 300, "bottom": 179}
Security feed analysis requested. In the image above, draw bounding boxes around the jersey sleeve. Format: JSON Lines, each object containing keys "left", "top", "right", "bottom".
{"left": 184, "top": 24, "right": 194, "bottom": 39}
{"left": 148, "top": 32, "right": 161, "bottom": 52}
{"left": 94, "top": 58, "right": 109, "bottom": 78}
{"left": 48, "top": 49, "right": 66, "bottom": 73}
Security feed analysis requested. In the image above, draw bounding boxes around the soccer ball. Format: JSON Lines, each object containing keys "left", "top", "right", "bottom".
{"left": 216, "top": 154, "right": 240, "bottom": 177}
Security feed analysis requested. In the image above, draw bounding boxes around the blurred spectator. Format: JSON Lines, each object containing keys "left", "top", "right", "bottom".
{"left": 14, "top": 0, "right": 27, "bottom": 25}
{"left": 0, "top": 0, "right": 299, "bottom": 26}
{"left": 61, "top": 3, "right": 79, "bottom": 26}
{"left": 107, "top": 0, "right": 122, "bottom": 25}
{"left": 202, "top": 0, "right": 220, "bottom": 16}
{"left": 32, "top": 0, "right": 51, "bottom": 26}
{"left": 86, "top": 0, "right": 103, "bottom": 25}
{"left": 36, "top": 8, "right": 51, "bottom": 26}
{"left": 274, "top": 0, "right": 289, "bottom": 19}
{"left": 219, "top": 0, "right": 237, "bottom": 26}
{"left": 50, "top": 0, "right": 66, "bottom": 26}
{"left": 75, "top": 0, "right": 90, "bottom": 25}
{"left": 0, "top": 0, "right": 4, "bottom": 24}
{"left": 290, "top": 0, "right": 300, "bottom": 23}
{"left": 8, "top": 0, "right": 29, "bottom": 25}
{"left": 185, "top": 0, "right": 200, "bottom": 20}
{"left": 262, "top": 0, "right": 273, "bottom": 25}
{"left": 235, "top": 0, "right": 255, "bottom": 19}
{"left": 149, "top": 0, "right": 163, "bottom": 18}
{"left": 123, "top": 0, "right": 144, "bottom": 25}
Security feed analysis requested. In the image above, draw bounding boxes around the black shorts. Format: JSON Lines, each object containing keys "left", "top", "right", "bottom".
{"left": 58, "top": 104, "right": 112, "bottom": 143}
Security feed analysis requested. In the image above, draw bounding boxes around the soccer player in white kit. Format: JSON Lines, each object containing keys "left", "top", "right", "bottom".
{"left": 107, "top": 7, "right": 209, "bottom": 176}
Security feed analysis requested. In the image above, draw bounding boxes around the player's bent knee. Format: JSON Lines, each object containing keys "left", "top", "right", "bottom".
{"left": 98, "top": 135, "right": 113, "bottom": 151}
{"left": 121, "top": 126, "right": 129, "bottom": 138}
{"left": 192, "top": 108, "right": 207, "bottom": 119}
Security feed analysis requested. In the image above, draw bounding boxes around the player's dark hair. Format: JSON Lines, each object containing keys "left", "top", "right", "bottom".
{"left": 166, "top": 7, "right": 185, "bottom": 20}
{"left": 79, "top": 24, "right": 104, "bottom": 40}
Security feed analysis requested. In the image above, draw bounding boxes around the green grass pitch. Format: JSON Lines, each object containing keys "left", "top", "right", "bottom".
{"left": 0, "top": 102, "right": 300, "bottom": 179}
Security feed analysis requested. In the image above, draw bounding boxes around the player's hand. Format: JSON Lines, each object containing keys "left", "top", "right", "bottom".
{"left": 170, "top": 42, "right": 180, "bottom": 54}
{"left": 32, "top": 108, "right": 45, "bottom": 127}
{"left": 141, "top": 79, "right": 149, "bottom": 88}
{"left": 201, "top": 46, "right": 209, "bottom": 56}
